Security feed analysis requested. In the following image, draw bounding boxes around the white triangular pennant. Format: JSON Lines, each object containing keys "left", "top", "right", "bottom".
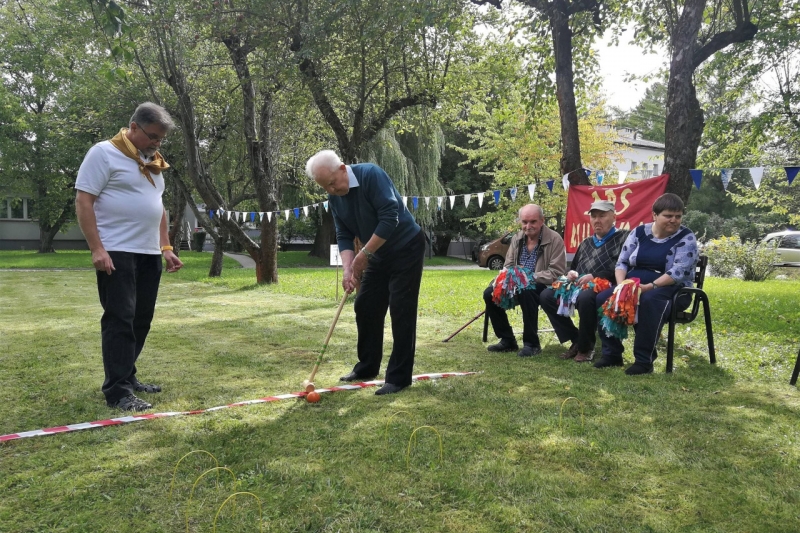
{"left": 477, "top": 192, "right": 484, "bottom": 208}
{"left": 750, "top": 167, "right": 764, "bottom": 189}
{"left": 720, "top": 169, "right": 733, "bottom": 190}
{"left": 437, "top": 196, "right": 443, "bottom": 209}
{"left": 464, "top": 194, "right": 471, "bottom": 208}
{"left": 402, "top": 196, "right": 408, "bottom": 208}
{"left": 527, "top": 184, "right": 535, "bottom": 200}
{"left": 258, "top": 211, "right": 264, "bottom": 220}
{"left": 284, "top": 209, "right": 290, "bottom": 220}
{"left": 226, "top": 211, "right": 231, "bottom": 221}
{"left": 425, "top": 197, "right": 431, "bottom": 208}
{"left": 266, "top": 211, "right": 272, "bottom": 222}
{"left": 303, "top": 206, "right": 309, "bottom": 217}
{"left": 449, "top": 195, "right": 456, "bottom": 209}
{"left": 562, "top": 173, "right": 570, "bottom": 190}
{"left": 618, "top": 170, "right": 628, "bottom": 184}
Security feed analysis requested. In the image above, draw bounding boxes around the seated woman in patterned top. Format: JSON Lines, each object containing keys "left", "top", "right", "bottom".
{"left": 593, "top": 193, "right": 699, "bottom": 375}
{"left": 540, "top": 200, "right": 629, "bottom": 363}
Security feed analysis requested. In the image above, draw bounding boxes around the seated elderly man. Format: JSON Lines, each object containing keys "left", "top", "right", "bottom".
{"left": 540, "top": 200, "right": 629, "bottom": 362}
{"left": 483, "top": 204, "right": 567, "bottom": 357}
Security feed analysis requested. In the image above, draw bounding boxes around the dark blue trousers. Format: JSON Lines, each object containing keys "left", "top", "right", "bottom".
{"left": 352, "top": 230, "right": 425, "bottom": 387}
{"left": 96, "top": 252, "right": 162, "bottom": 404}
{"left": 596, "top": 284, "right": 690, "bottom": 364}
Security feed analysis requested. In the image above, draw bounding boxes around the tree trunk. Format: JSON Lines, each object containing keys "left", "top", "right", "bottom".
{"left": 663, "top": 0, "right": 707, "bottom": 204}
{"left": 167, "top": 176, "right": 185, "bottom": 253}
{"left": 310, "top": 209, "right": 337, "bottom": 258}
{"left": 209, "top": 228, "right": 227, "bottom": 277}
{"left": 37, "top": 225, "right": 57, "bottom": 253}
{"left": 549, "top": 3, "right": 588, "bottom": 185}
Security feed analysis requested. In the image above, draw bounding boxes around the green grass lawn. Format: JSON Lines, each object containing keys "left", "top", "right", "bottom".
{"left": 1, "top": 252, "right": 799, "bottom": 532}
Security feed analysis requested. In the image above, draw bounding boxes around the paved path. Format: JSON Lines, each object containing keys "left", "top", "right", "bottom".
{"left": 224, "top": 253, "right": 482, "bottom": 270}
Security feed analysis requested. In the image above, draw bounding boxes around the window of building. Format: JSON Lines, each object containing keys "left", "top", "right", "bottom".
{"left": 653, "top": 164, "right": 659, "bottom": 175}
{"left": 1, "top": 197, "right": 34, "bottom": 220}
{"left": 630, "top": 161, "right": 637, "bottom": 171}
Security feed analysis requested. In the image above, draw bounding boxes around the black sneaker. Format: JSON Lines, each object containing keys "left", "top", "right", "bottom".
{"left": 375, "top": 383, "right": 406, "bottom": 395}
{"left": 625, "top": 362, "right": 654, "bottom": 375}
{"left": 108, "top": 394, "right": 152, "bottom": 411}
{"left": 517, "top": 344, "right": 542, "bottom": 357}
{"left": 487, "top": 338, "right": 519, "bottom": 352}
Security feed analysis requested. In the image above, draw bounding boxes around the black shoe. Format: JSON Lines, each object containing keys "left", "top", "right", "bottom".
{"left": 517, "top": 344, "right": 542, "bottom": 357}
{"left": 625, "top": 362, "right": 654, "bottom": 375}
{"left": 132, "top": 379, "right": 162, "bottom": 393}
{"left": 593, "top": 356, "right": 624, "bottom": 368}
{"left": 108, "top": 394, "right": 152, "bottom": 411}
{"left": 339, "top": 372, "right": 376, "bottom": 382}
{"left": 487, "top": 338, "right": 519, "bottom": 352}
{"left": 375, "top": 383, "right": 406, "bottom": 395}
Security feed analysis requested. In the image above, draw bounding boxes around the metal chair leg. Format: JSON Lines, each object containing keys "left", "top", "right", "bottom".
{"left": 790, "top": 345, "right": 800, "bottom": 386}
{"left": 482, "top": 308, "right": 489, "bottom": 343}
{"left": 700, "top": 294, "right": 716, "bottom": 365}
{"left": 666, "top": 316, "right": 677, "bottom": 373}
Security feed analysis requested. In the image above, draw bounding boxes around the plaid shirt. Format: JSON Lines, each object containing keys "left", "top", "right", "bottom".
{"left": 519, "top": 232, "right": 542, "bottom": 270}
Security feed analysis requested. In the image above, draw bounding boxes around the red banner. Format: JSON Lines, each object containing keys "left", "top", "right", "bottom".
{"left": 564, "top": 174, "right": 669, "bottom": 253}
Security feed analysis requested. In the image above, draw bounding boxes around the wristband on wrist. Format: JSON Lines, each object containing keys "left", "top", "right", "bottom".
{"left": 652, "top": 281, "right": 659, "bottom": 289}
{"left": 361, "top": 247, "right": 374, "bottom": 260}
{"left": 160, "top": 245, "right": 174, "bottom": 252}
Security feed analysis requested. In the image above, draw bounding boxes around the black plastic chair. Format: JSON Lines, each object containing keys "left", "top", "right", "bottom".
{"left": 665, "top": 255, "right": 716, "bottom": 373}
{"left": 790, "top": 345, "right": 800, "bottom": 386}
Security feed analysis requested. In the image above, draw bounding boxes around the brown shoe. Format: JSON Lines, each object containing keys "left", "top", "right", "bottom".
{"left": 574, "top": 350, "right": 595, "bottom": 362}
{"left": 559, "top": 344, "right": 579, "bottom": 359}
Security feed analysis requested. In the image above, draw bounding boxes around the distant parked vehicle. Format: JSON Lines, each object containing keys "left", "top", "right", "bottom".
{"left": 476, "top": 232, "right": 514, "bottom": 270}
{"left": 762, "top": 230, "right": 800, "bottom": 266}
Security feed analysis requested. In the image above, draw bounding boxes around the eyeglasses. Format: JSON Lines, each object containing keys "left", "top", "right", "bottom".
{"left": 134, "top": 122, "right": 168, "bottom": 144}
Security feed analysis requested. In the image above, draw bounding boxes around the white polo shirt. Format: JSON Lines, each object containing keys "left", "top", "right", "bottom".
{"left": 75, "top": 141, "right": 165, "bottom": 254}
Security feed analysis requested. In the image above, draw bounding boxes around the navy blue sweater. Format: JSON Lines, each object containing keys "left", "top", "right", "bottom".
{"left": 328, "top": 163, "right": 420, "bottom": 256}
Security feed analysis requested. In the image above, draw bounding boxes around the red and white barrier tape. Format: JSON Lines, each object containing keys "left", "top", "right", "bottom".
{"left": 0, "top": 372, "right": 476, "bottom": 443}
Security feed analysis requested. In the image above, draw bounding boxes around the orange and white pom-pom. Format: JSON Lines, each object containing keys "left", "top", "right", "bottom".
{"left": 492, "top": 266, "right": 536, "bottom": 310}
{"left": 599, "top": 278, "right": 641, "bottom": 339}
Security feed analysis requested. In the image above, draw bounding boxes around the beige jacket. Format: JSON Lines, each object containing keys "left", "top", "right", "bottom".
{"left": 503, "top": 225, "right": 567, "bottom": 286}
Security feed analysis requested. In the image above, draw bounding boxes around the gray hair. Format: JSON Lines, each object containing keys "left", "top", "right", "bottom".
{"left": 518, "top": 204, "right": 544, "bottom": 220}
{"left": 130, "top": 102, "right": 175, "bottom": 132}
{"left": 305, "top": 150, "right": 343, "bottom": 179}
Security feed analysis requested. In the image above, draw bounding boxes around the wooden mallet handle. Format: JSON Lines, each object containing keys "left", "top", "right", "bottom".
{"left": 306, "top": 291, "right": 350, "bottom": 388}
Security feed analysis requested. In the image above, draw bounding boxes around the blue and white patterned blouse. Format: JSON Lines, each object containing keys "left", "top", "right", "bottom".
{"left": 615, "top": 223, "right": 699, "bottom": 287}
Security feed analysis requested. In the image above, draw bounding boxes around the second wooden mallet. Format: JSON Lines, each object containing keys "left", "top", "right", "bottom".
{"left": 303, "top": 290, "right": 351, "bottom": 393}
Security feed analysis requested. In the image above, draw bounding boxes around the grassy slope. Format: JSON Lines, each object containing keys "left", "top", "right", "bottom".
{"left": 0, "top": 253, "right": 798, "bottom": 532}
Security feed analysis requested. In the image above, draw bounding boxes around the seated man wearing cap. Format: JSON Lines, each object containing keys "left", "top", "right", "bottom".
{"left": 540, "top": 200, "right": 628, "bottom": 362}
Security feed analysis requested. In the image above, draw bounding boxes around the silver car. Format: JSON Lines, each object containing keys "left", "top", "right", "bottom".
{"left": 762, "top": 230, "right": 800, "bottom": 266}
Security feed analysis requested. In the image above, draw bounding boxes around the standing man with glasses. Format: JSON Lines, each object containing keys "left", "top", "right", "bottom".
{"left": 483, "top": 204, "right": 567, "bottom": 357}
{"left": 76, "top": 102, "right": 183, "bottom": 411}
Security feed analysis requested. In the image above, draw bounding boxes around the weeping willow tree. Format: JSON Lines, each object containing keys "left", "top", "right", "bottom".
{"left": 361, "top": 122, "right": 447, "bottom": 228}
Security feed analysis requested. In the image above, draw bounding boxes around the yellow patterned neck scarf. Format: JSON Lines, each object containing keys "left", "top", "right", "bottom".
{"left": 109, "top": 128, "right": 170, "bottom": 187}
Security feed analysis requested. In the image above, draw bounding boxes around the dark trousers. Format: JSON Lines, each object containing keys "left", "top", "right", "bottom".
{"left": 97, "top": 251, "right": 162, "bottom": 403}
{"left": 540, "top": 287, "right": 601, "bottom": 353}
{"left": 483, "top": 282, "right": 547, "bottom": 347}
{"left": 352, "top": 230, "right": 425, "bottom": 387}
{"left": 596, "top": 285, "right": 690, "bottom": 364}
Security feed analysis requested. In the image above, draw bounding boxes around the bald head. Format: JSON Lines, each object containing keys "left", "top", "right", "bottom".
{"left": 518, "top": 204, "right": 545, "bottom": 240}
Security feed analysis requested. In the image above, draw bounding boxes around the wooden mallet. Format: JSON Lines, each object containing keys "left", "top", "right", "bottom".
{"left": 303, "top": 291, "right": 351, "bottom": 392}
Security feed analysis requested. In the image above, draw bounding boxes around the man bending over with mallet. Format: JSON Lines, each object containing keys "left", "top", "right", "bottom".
{"left": 306, "top": 150, "right": 426, "bottom": 395}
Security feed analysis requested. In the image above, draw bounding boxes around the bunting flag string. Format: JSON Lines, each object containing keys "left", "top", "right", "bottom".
{"left": 202, "top": 164, "right": 797, "bottom": 225}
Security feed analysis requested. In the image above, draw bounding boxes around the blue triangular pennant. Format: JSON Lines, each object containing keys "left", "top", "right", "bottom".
{"left": 720, "top": 169, "right": 733, "bottom": 190}
{"left": 690, "top": 169, "right": 703, "bottom": 190}
{"left": 785, "top": 166, "right": 799, "bottom": 185}
{"left": 546, "top": 180, "right": 554, "bottom": 192}
{"left": 596, "top": 172, "right": 604, "bottom": 185}
{"left": 412, "top": 196, "right": 418, "bottom": 210}
{"left": 493, "top": 190, "right": 500, "bottom": 205}
{"left": 585, "top": 168, "right": 592, "bottom": 177}
{"left": 510, "top": 187, "right": 517, "bottom": 201}
{"left": 209, "top": 210, "right": 214, "bottom": 219}
{"left": 250, "top": 212, "right": 255, "bottom": 222}
{"left": 293, "top": 207, "right": 300, "bottom": 219}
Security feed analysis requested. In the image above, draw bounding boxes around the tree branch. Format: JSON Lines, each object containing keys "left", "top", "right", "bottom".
{"left": 692, "top": 21, "right": 758, "bottom": 69}
{"left": 361, "top": 91, "right": 437, "bottom": 142}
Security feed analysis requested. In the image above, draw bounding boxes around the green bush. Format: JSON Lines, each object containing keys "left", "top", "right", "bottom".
{"left": 704, "top": 236, "right": 778, "bottom": 281}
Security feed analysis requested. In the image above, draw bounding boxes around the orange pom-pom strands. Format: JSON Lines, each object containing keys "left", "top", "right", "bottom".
{"left": 599, "top": 278, "right": 641, "bottom": 339}
{"left": 551, "top": 276, "right": 613, "bottom": 317}
{"left": 491, "top": 266, "right": 536, "bottom": 310}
